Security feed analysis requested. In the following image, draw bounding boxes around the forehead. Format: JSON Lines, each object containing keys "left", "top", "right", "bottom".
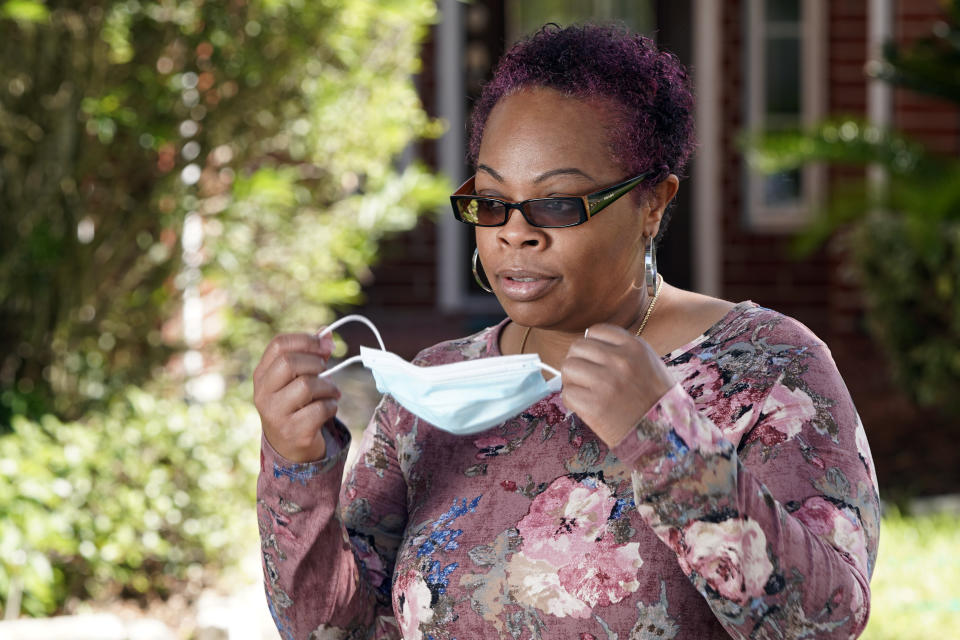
{"left": 477, "top": 87, "right": 621, "bottom": 181}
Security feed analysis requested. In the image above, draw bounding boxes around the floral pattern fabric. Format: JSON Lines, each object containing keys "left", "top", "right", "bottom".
{"left": 257, "top": 302, "right": 880, "bottom": 639}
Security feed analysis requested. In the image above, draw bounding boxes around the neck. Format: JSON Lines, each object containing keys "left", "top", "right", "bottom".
{"left": 517, "top": 282, "right": 665, "bottom": 369}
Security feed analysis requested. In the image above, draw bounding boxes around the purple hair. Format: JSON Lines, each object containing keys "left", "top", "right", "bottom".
{"left": 469, "top": 23, "right": 696, "bottom": 206}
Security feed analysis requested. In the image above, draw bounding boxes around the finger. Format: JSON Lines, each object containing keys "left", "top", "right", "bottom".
{"left": 255, "top": 333, "right": 332, "bottom": 382}
{"left": 261, "top": 352, "right": 333, "bottom": 394}
{"left": 560, "top": 354, "right": 615, "bottom": 390}
{"left": 564, "top": 337, "right": 627, "bottom": 367}
{"left": 289, "top": 398, "right": 339, "bottom": 436}
{"left": 273, "top": 373, "right": 341, "bottom": 418}
{"left": 314, "top": 329, "right": 336, "bottom": 355}
{"left": 582, "top": 323, "right": 636, "bottom": 346}
{"left": 561, "top": 384, "right": 598, "bottom": 415}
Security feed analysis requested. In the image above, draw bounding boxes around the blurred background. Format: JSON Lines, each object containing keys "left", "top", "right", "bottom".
{"left": 1, "top": 0, "right": 958, "bottom": 638}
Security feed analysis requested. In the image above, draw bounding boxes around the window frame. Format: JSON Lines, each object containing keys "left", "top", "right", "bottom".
{"left": 743, "top": 0, "right": 827, "bottom": 233}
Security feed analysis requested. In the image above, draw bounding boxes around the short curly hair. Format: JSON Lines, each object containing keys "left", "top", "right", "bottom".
{"left": 468, "top": 23, "right": 696, "bottom": 210}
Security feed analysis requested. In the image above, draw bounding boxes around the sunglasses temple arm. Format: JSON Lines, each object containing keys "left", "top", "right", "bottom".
{"left": 587, "top": 172, "right": 651, "bottom": 216}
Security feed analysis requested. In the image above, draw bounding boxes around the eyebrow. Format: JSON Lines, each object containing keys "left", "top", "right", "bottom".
{"left": 476, "top": 164, "right": 597, "bottom": 184}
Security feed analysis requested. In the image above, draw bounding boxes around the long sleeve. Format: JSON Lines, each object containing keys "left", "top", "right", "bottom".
{"left": 257, "top": 396, "right": 409, "bottom": 640}
{"left": 613, "top": 320, "right": 881, "bottom": 639}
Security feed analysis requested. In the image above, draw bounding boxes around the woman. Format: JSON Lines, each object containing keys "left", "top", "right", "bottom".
{"left": 254, "top": 24, "right": 879, "bottom": 639}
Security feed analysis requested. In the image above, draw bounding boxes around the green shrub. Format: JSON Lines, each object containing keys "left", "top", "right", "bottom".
{"left": 0, "top": 0, "right": 446, "bottom": 422}
{"left": 0, "top": 387, "right": 260, "bottom": 617}
{"left": 852, "top": 214, "right": 960, "bottom": 411}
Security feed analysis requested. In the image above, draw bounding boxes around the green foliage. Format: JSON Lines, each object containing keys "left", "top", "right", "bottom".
{"left": 0, "top": 387, "right": 260, "bottom": 617}
{"left": 0, "top": 0, "right": 447, "bottom": 422}
{"left": 744, "top": 2, "right": 960, "bottom": 416}
{"left": 0, "top": 0, "right": 446, "bottom": 616}
{"left": 852, "top": 214, "right": 960, "bottom": 411}
{"left": 862, "top": 509, "right": 960, "bottom": 639}
{"left": 0, "top": 0, "right": 49, "bottom": 22}
{"left": 872, "top": 1, "right": 960, "bottom": 105}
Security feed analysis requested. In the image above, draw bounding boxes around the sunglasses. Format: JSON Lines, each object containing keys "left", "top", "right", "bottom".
{"left": 450, "top": 170, "right": 653, "bottom": 228}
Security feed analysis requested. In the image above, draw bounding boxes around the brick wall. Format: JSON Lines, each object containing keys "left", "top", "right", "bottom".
{"left": 717, "top": 0, "right": 835, "bottom": 341}
{"left": 895, "top": 0, "right": 960, "bottom": 154}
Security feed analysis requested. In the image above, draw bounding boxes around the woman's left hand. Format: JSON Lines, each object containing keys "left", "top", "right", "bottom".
{"left": 561, "top": 323, "right": 676, "bottom": 448}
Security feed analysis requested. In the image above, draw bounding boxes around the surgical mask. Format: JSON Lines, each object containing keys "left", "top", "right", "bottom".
{"left": 319, "top": 315, "right": 562, "bottom": 435}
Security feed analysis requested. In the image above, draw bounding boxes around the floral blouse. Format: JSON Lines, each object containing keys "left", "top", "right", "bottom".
{"left": 257, "top": 302, "right": 880, "bottom": 639}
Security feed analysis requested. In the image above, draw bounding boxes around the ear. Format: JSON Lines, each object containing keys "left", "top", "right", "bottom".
{"left": 643, "top": 174, "right": 679, "bottom": 238}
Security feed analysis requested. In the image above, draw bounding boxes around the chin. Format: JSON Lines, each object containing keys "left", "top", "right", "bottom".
{"left": 498, "top": 299, "right": 572, "bottom": 331}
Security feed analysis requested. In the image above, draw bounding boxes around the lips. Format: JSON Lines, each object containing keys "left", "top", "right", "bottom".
{"left": 495, "top": 268, "right": 559, "bottom": 302}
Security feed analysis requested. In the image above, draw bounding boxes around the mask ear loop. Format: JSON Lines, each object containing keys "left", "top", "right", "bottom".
{"left": 538, "top": 362, "right": 562, "bottom": 392}
{"left": 317, "top": 314, "right": 386, "bottom": 378}
{"left": 538, "top": 362, "right": 561, "bottom": 379}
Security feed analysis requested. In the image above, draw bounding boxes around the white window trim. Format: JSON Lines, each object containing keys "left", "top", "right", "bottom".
{"left": 436, "top": 0, "right": 502, "bottom": 314}
{"left": 744, "top": 0, "right": 827, "bottom": 233}
{"left": 693, "top": 0, "right": 723, "bottom": 297}
{"left": 867, "top": 0, "right": 893, "bottom": 191}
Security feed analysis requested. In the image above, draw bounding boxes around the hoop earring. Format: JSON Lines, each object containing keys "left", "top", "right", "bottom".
{"left": 644, "top": 236, "right": 658, "bottom": 297}
{"left": 472, "top": 248, "right": 493, "bottom": 293}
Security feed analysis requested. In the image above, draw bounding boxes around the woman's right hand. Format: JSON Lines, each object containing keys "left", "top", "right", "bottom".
{"left": 253, "top": 332, "right": 341, "bottom": 462}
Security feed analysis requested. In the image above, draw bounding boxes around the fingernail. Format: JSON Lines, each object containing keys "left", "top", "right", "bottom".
{"left": 584, "top": 328, "right": 590, "bottom": 339}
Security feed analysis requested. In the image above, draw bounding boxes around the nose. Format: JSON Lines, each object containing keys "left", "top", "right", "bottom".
{"left": 496, "top": 205, "right": 545, "bottom": 248}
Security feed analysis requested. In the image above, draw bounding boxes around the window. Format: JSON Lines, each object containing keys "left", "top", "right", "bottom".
{"left": 744, "top": 0, "right": 826, "bottom": 231}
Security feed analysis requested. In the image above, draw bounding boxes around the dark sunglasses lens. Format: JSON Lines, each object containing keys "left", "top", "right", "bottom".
{"left": 457, "top": 198, "right": 506, "bottom": 225}
{"left": 525, "top": 198, "right": 585, "bottom": 227}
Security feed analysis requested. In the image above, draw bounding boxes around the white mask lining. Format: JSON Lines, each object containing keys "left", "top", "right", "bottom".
{"left": 317, "top": 314, "right": 562, "bottom": 381}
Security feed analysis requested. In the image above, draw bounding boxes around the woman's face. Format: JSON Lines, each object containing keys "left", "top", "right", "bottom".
{"left": 475, "top": 87, "right": 673, "bottom": 333}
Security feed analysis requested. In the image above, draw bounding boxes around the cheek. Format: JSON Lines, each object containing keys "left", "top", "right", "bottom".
{"left": 475, "top": 228, "right": 495, "bottom": 256}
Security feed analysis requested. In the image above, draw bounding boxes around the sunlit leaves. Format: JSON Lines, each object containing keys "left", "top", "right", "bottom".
{"left": 0, "top": 387, "right": 260, "bottom": 616}
{"left": 1, "top": 0, "right": 445, "bottom": 421}
{"left": 0, "top": 0, "right": 49, "bottom": 23}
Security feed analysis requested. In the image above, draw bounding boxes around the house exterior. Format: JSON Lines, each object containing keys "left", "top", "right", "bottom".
{"left": 353, "top": 0, "right": 959, "bottom": 489}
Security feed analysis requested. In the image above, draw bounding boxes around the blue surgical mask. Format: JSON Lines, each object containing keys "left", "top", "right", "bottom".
{"left": 319, "top": 315, "right": 562, "bottom": 435}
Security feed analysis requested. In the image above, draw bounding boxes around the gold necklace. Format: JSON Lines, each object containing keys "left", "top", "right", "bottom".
{"left": 519, "top": 325, "right": 532, "bottom": 354}
{"left": 634, "top": 272, "right": 664, "bottom": 337}
{"left": 518, "top": 273, "right": 664, "bottom": 354}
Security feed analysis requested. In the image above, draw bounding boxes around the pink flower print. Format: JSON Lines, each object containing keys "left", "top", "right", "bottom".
{"left": 558, "top": 541, "right": 644, "bottom": 608}
{"left": 654, "top": 387, "right": 727, "bottom": 456}
{"left": 702, "top": 385, "right": 771, "bottom": 445}
{"left": 504, "top": 553, "right": 592, "bottom": 619}
{"left": 526, "top": 396, "right": 566, "bottom": 423}
{"left": 793, "top": 496, "right": 869, "bottom": 576}
{"left": 509, "top": 476, "right": 646, "bottom": 617}
{"left": 747, "top": 382, "right": 815, "bottom": 447}
{"left": 517, "top": 476, "right": 616, "bottom": 563}
{"left": 672, "top": 356, "right": 722, "bottom": 404}
{"left": 394, "top": 570, "right": 434, "bottom": 640}
{"left": 678, "top": 517, "right": 774, "bottom": 605}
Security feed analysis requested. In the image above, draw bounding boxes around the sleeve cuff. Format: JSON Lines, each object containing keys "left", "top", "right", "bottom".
{"left": 612, "top": 382, "right": 733, "bottom": 491}
{"left": 261, "top": 419, "right": 352, "bottom": 484}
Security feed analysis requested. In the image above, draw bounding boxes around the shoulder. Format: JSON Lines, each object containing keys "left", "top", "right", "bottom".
{"left": 736, "top": 304, "right": 827, "bottom": 351}
{"left": 681, "top": 298, "right": 827, "bottom": 354}
{"left": 410, "top": 320, "right": 507, "bottom": 366}
{"left": 668, "top": 301, "right": 836, "bottom": 397}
